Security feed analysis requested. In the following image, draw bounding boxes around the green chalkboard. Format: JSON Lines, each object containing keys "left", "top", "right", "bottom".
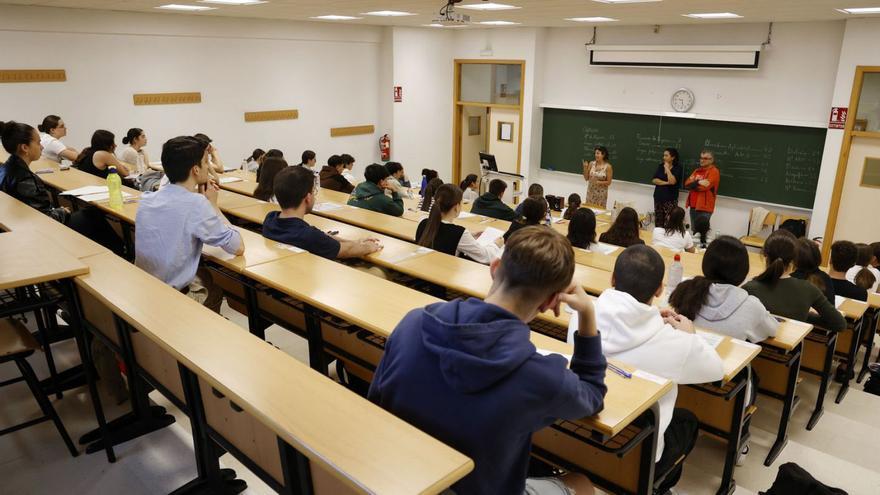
{"left": 539, "top": 108, "right": 827, "bottom": 209}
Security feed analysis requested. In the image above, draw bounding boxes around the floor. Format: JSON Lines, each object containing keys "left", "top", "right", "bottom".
{"left": 1, "top": 303, "right": 878, "bottom": 495}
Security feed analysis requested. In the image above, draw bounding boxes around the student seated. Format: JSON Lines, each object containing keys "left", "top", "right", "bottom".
{"left": 253, "top": 156, "right": 287, "bottom": 202}
{"left": 419, "top": 168, "right": 438, "bottom": 196}
{"left": 514, "top": 183, "right": 544, "bottom": 217}
{"left": 503, "top": 197, "right": 546, "bottom": 243}
{"left": 582, "top": 244, "right": 724, "bottom": 494}
{"left": 792, "top": 237, "right": 835, "bottom": 304}
{"left": 242, "top": 148, "right": 265, "bottom": 173}
{"left": 37, "top": 114, "right": 79, "bottom": 162}
{"left": 347, "top": 163, "right": 404, "bottom": 216}
{"left": 1, "top": 121, "right": 70, "bottom": 223}
{"left": 75, "top": 130, "right": 133, "bottom": 178}
{"left": 256, "top": 149, "right": 283, "bottom": 181}
{"left": 193, "top": 132, "right": 226, "bottom": 175}
{"left": 670, "top": 236, "right": 777, "bottom": 342}
{"left": 419, "top": 177, "right": 443, "bottom": 212}
{"left": 135, "top": 136, "right": 244, "bottom": 312}
{"left": 119, "top": 128, "right": 160, "bottom": 174}
{"left": 319, "top": 154, "right": 354, "bottom": 193}
{"left": 416, "top": 183, "right": 501, "bottom": 264}
{"left": 598, "top": 207, "right": 645, "bottom": 248}
{"left": 370, "top": 227, "right": 606, "bottom": 495}
{"left": 263, "top": 166, "right": 381, "bottom": 259}
{"left": 567, "top": 207, "right": 598, "bottom": 251}
{"left": 297, "top": 149, "right": 317, "bottom": 172}
{"left": 471, "top": 178, "right": 516, "bottom": 221}
{"left": 652, "top": 206, "right": 695, "bottom": 253}
{"left": 743, "top": 231, "right": 845, "bottom": 331}
{"left": 562, "top": 193, "right": 582, "bottom": 221}
{"left": 459, "top": 173, "right": 479, "bottom": 202}
{"left": 340, "top": 153, "right": 357, "bottom": 184}
{"left": 385, "top": 162, "right": 412, "bottom": 198}
{"left": 828, "top": 240, "right": 868, "bottom": 301}
{"left": 845, "top": 242, "right": 879, "bottom": 293}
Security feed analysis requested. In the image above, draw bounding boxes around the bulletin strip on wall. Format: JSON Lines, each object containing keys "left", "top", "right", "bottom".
{"left": 0, "top": 70, "right": 66, "bottom": 83}
{"left": 244, "top": 109, "right": 299, "bottom": 122}
{"left": 330, "top": 125, "right": 375, "bottom": 137}
{"left": 133, "top": 92, "right": 202, "bottom": 106}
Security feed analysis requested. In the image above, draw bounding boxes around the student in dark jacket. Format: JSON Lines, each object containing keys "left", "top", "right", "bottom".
{"left": 599, "top": 207, "right": 645, "bottom": 248}
{"left": 369, "top": 227, "right": 606, "bottom": 495}
{"left": 828, "top": 240, "right": 868, "bottom": 301}
{"left": 0, "top": 120, "right": 69, "bottom": 223}
{"left": 513, "top": 183, "right": 544, "bottom": 217}
{"left": 471, "top": 178, "right": 516, "bottom": 221}
{"left": 318, "top": 154, "right": 354, "bottom": 193}
{"left": 792, "top": 237, "right": 835, "bottom": 304}
{"left": 347, "top": 163, "right": 404, "bottom": 216}
{"left": 503, "top": 197, "right": 547, "bottom": 242}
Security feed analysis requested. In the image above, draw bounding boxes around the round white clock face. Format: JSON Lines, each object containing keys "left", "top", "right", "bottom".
{"left": 671, "top": 88, "right": 695, "bottom": 113}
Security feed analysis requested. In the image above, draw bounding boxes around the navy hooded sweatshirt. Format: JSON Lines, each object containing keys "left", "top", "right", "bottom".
{"left": 368, "top": 298, "right": 607, "bottom": 495}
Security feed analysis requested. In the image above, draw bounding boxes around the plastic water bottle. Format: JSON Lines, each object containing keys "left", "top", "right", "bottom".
{"left": 107, "top": 166, "right": 123, "bottom": 210}
{"left": 667, "top": 254, "right": 683, "bottom": 293}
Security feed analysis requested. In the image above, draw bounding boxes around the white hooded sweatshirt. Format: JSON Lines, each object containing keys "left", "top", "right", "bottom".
{"left": 573, "top": 289, "right": 724, "bottom": 461}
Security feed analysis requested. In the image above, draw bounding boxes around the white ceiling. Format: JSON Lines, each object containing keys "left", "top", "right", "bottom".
{"left": 1, "top": 0, "right": 879, "bottom": 27}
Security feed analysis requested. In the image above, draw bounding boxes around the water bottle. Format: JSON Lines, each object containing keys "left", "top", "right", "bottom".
{"left": 107, "top": 166, "right": 123, "bottom": 210}
{"left": 544, "top": 205, "right": 553, "bottom": 226}
{"left": 667, "top": 254, "right": 683, "bottom": 293}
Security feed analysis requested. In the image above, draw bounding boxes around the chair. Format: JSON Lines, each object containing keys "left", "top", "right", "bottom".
{"left": 0, "top": 318, "right": 78, "bottom": 457}
{"left": 776, "top": 214, "right": 810, "bottom": 238}
{"left": 741, "top": 209, "right": 777, "bottom": 249}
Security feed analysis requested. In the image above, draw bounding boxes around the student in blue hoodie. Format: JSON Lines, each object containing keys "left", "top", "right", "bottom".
{"left": 369, "top": 226, "right": 607, "bottom": 495}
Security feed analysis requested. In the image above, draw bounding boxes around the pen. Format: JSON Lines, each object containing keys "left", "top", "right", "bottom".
{"left": 608, "top": 363, "right": 632, "bottom": 379}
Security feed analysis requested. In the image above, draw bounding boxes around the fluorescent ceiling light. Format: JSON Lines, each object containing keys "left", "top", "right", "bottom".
{"left": 836, "top": 7, "right": 880, "bottom": 14}
{"left": 199, "top": 0, "right": 265, "bottom": 4}
{"left": 566, "top": 17, "right": 618, "bottom": 22}
{"left": 478, "top": 20, "right": 521, "bottom": 25}
{"left": 156, "top": 4, "right": 215, "bottom": 11}
{"left": 311, "top": 15, "right": 362, "bottom": 20}
{"left": 593, "top": 0, "right": 660, "bottom": 3}
{"left": 684, "top": 12, "right": 743, "bottom": 19}
{"left": 362, "top": 10, "right": 417, "bottom": 16}
{"left": 458, "top": 3, "right": 521, "bottom": 11}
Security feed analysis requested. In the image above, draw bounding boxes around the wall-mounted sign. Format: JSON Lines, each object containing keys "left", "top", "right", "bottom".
{"left": 394, "top": 86, "right": 403, "bottom": 103}
{"left": 0, "top": 70, "right": 66, "bottom": 83}
{"left": 829, "top": 107, "right": 848, "bottom": 129}
{"left": 133, "top": 92, "right": 202, "bottom": 106}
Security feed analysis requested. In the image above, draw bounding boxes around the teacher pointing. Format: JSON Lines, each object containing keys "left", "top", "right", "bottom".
{"left": 684, "top": 150, "right": 720, "bottom": 247}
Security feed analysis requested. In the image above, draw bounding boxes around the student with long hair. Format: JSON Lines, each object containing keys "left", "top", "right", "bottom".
{"left": 599, "top": 207, "right": 644, "bottom": 248}
{"left": 583, "top": 145, "right": 613, "bottom": 208}
{"left": 567, "top": 208, "right": 598, "bottom": 250}
{"left": 74, "top": 129, "right": 132, "bottom": 178}
{"left": 253, "top": 156, "right": 288, "bottom": 202}
{"left": 563, "top": 193, "right": 582, "bottom": 221}
{"left": 846, "top": 243, "right": 879, "bottom": 293}
{"left": 420, "top": 177, "right": 443, "bottom": 212}
{"left": 792, "top": 238, "right": 835, "bottom": 304}
{"left": 503, "top": 197, "right": 547, "bottom": 242}
{"left": 416, "top": 183, "right": 501, "bottom": 264}
{"left": 652, "top": 206, "right": 695, "bottom": 253}
{"left": 743, "top": 231, "right": 845, "bottom": 331}
{"left": 256, "top": 149, "right": 283, "bottom": 181}
{"left": 652, "top": 147, "right": 682, "bottom": 227}
{"left": 37, "top": 115, "right": 79, "bottom": 162}
{"left": 460, "top": 173, "right": 479, "bottom": 202}
{"left": 420, "top": 168, "right": 438, "bottom": 196}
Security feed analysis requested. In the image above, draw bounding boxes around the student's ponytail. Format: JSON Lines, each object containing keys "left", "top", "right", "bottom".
{"left": 754, "top": 231, "right": 797, "bottom": 285}
{"left": 670, "top": 235, "right": 751, "bottom": 319}
{"left": 669, "top": 276, "right": 714, "bottom": 320}
{"left": 418, "top": 184, "right": 462, "bottom": 248}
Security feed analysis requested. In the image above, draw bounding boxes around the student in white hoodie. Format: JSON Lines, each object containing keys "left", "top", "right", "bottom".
{"left": 571, "top": 244, "right": 724, "bottom": 494}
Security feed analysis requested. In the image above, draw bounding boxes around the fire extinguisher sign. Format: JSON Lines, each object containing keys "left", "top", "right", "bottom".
{"left": 393, "top": 86, "right": 403, "bottom": 103}
{"left": 829, "top": 107, "right": 848, "bottom": 129}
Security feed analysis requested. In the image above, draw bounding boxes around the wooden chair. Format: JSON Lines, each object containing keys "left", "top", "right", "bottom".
{"left": 741, "top": 209, "right": 777, "bottom": 249}
{"left": 0, "top": 318, "right": 78, "bottom": 456}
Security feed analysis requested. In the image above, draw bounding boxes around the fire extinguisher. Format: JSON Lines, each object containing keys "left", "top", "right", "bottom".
{"left": 380, "top": 134, "right": 391, "bottom": 162}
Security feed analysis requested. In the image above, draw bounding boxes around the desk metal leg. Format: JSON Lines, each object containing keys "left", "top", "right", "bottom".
{"left": 717, "top": 369, "right": 748, "bottom": 495}
{"left": 30, "top": 296, "right": 62, "bottom": 399}
{"left": 60, "top": 279, "right": 116, "bottom": 463}
{"left": 278, "top": 438, "right": 315, "bottom": 495}
{"left": 808, "top": 334, "right": 837, "bottom": 431}
{"left": 303, "top": 305, "right": 327, "bottom": 375}
{"left": 639, "top": 404, "right": 660, "bottom": 495}
{"left": 244, "top": 285, "right": 267, "bottom": 340}
{"left": 172, "top": 364, "right": 247, "bottom": 495}
{"left": 836, "top": 321, "right": 863, "bottom": 404}
{"left": 857, "top": 312, "right": 877, "bottom": 383}
{"left": 765, "top": 343, "right": 801, "bottom": 466}
{"left": 80, "top": 316, "right": 175, "bottom": 453}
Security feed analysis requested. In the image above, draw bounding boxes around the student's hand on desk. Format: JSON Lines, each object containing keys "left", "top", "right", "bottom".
{"left": 663, "top": 311, "right": 695, "bottom": 334}
{"left": 361, "top": 238, "right": 383, "bottom": 253}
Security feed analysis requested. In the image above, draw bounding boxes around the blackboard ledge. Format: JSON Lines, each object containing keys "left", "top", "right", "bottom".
{"left": 536, "top": 168, "right": 814, "bottom": 212}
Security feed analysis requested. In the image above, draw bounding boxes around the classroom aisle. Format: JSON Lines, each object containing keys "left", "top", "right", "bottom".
{"left": 2, "top": 303, "right": 879, "bottom": 494}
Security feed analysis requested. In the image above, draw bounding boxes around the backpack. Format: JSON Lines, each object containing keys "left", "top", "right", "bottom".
{"left": 778, "top": 218, "right": 807, "bottom": 238}
{"left": 760, "top": 462, "right": 847, "bottom": 495}
{"left": 864, "top": 363, "right": 880, "bottom": 396}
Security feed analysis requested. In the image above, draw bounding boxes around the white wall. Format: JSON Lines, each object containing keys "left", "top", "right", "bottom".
{"left": 0, "top": 5, "right": 383, "bottom": 172}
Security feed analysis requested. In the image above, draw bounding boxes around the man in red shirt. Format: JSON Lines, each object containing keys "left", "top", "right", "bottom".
{"left": 684, "top": 150, "right": 720, "bottom": 247}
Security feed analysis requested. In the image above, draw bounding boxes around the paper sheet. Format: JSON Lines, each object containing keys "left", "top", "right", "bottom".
{"left": 458, "top": 211, "right": 477, "bottom": 219}
{"left": 276, "top": 243, "right": 306, "bottom": 254}
{"left": 60, "top": 185, "right": 107, "bottom": 196}
{"left": 387, "top": 246, "right": 433, "bottom": 264}
{"left": 835, "top": 295, "right": 846, "bottom": 309}
{"left": 219, "top": 177, "right": 244, "bottom": 184}
{"left": 80, "top": 191, "right": 135, "bottom": 203}
{"left": 696, "top": 330, "right": 724, "bottom": 349}
{"left": 633, "top": 369, "right": 666, "bottom": 385}
{"left": 313, "top": 202, "right": 345, "bottom": 212}
{"left": 590, "top": 242, "right": 620, "bottom": 255}
{"left": 536, "top": 348, "right": 572, "bottom": 363}
{"left": 476, "top": 227, "right": 505, "bottom": 247}
{"left": 202, "top": 244, "right": 236, "bottom": 261}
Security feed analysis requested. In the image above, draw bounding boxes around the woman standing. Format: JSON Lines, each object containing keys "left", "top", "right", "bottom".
{"left": 583, "top": 146, "right": 613, "bottom": 208}
{"left": 37, "top": 115, "right": 79, "bottom": 162}
{"left": 651, "top": 147, "right": 682, "bottom": 228}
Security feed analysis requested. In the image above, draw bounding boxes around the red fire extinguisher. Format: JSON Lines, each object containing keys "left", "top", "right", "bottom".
{"left": 380, "top": 134, "right": 391, "bottom": 162}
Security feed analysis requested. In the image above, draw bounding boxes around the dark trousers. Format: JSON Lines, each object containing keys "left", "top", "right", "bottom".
{"left": 67, "top": 206, "right": 125, "bottom": 256}
{"left": 655, "top": 408, "right": 699, "bottom": 494}
{"left": 689, "top": 209, "right": 712, "bottom": 246}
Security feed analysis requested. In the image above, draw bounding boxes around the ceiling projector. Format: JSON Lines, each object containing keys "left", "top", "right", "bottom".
{"left": 433, "top": 0, "right": 471, "bottom": 26}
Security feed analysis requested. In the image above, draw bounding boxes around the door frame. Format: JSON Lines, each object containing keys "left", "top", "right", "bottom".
{"left": 452, "top": 59, "right": 526, "bottom": 184}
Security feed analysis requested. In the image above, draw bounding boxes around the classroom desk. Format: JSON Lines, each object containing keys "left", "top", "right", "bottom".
{"left": 75, "top": 251, "right": 473, "bottom": 494}
{"left": 831, "top": 298, "right": 869, "bottom": 404}
{"left": 857, "top": 293, "right": 880, "bottom": 383}
{"left": 0, "top": 230, "right": 90, "bottom": 290}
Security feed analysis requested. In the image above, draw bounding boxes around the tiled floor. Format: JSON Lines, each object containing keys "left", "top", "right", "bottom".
{"left": 2, "top": 304, "right": 878, "bottom": 494}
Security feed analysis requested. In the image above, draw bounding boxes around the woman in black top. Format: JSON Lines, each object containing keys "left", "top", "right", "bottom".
{"left": 74, "top": 129, "right": 132, "bottom": 179}
{"left": 253, "top": 156, "right": 288, "bottom": 202}
{"left": 599, "top": 207, "right": 645, "bottom": 248}
{"left": 503, "top": 197, "right": 546, "bottom": 242}
{"left": 416, "top": 183, "right": 501, "bottom": 264}
{"left": 651, "top": 147, "right": 683, "bottom": 228}
{"left": 792, "top": 237, "right": 835, "bottom": 304}
{"left": 0, "top": 120, "right": 69, "bottom": 223}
